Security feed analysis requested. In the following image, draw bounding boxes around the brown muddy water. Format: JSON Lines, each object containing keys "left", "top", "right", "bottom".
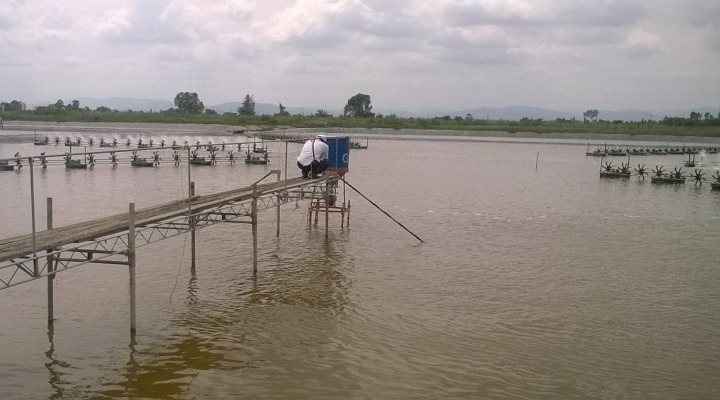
{"left": 1, "top": 130, "right": 720, "bottom": 399}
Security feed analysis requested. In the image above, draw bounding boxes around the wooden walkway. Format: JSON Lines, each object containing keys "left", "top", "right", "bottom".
{"left": 0, "top": 176, "right": 321, "bottom": 264}
{"left": 0, "top": 173, "right": 340, "bottom": 332}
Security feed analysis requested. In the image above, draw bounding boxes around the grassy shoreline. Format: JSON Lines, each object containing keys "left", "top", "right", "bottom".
{"left": 2, "top": 120, "right": 720, "bottom": 145}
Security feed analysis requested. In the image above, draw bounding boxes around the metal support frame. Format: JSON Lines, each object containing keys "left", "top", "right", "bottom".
{"left": 1, "top": 178, "right": 316, "bottom": 290}
{"left": 307, "top": 176, "right": 351, "bottom": 229}
{"left": 188, "top": 147, "right": 195, "bottom": 270}
{"left": 190, "top": 182, "right": 196, "bottom": 270}
{"left": 128, "top": 203, "right": 137, "bottom": 335}
{"left": 276, "top": 170, "right": 282, "bottom": 238}
{"left": 325, "top": 176, "right": 330, "bottom": 239}
{"left": 47, "top": 198, "right": 54, "bottom": 322}
{"left": 30, "top": 157, "right": 38, "bottom": 276}
{"left": 252, "top": 184, "right": 258, "bottom": 274}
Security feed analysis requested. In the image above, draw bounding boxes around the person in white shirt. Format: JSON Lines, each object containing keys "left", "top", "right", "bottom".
{"left": 296, "top": 134, "right": 329, "bottom": 178}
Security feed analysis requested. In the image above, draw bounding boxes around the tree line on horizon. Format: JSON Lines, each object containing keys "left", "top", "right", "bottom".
{"left": 172, "top": 92, "right": 374, "bottom": 119}
{"left": 1, "top": 94, "right": 719, "bottom": 132}
{"left": 0, "top": 92, "right": 374, "bottom": 118}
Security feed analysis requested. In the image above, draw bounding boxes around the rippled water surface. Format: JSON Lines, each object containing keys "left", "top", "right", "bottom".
{"left": 2, "top": 133, "right": 720, "bottom": 399}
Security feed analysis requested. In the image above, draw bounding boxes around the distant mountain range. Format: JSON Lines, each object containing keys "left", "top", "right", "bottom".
{"left": 55, "top": 97, "right": 718, "bottom": 122}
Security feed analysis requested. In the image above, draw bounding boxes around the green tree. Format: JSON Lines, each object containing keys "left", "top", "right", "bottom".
{"left": 315, "top": 109, "right": 332, "bottom": 117}
{"left": 0, "top": 100, "right": 26, "bottom": 111}
{"left": 276, "top": 102, "right": 290, "bottom": 116}
{"left": 238, "top": 94, "right": 256, "bottom": 116}
{"left": 174, "top": 92, "right": 205, "bottom": 113}
{"left": 583, "top": 109, "right": 599, "bottom": 122}
{"left": 343, "top": 93, "right": 374, "bottom": 118}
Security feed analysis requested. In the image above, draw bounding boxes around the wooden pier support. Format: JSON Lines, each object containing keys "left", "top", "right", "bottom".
{"left": 325, "top": 177, "right": 330, "bottom": 239}
{"left": 46, "top": 198, "right": 54, "bottom": 323}
{"left": 128, "top": 203, "right": 137, "bottom": 335}
{"left": 307, "top": 177, "right": 351, "bottom": 230}
{"left": 252, "top": 184, "right": 258, "bottom": 274}
{"left": 30, "top": 157, "right": 38, "bottom": 277}
{"left": 2, "top": 171, "right": 344, "bottom": 336}
{"left": 190, "top": 182, "right": 196, "bottom": 270}
{"left": 276, "top": 171, "right": 281, "bottom": 237}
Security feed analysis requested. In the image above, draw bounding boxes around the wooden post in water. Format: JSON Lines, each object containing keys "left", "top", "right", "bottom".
{"left": 190, "top": 182, "right": 196, "bottom": 270}
{"left": 128, "top": 203, "right": 137, "bottom": 335}
{"left": 252, "top": 184, "right": 258, "bottom": 274}
{"left": 324, "top": 176, "right": 330, "bottom": 239}
{"left": 284, "top": 141, "right": 288, "bottom": 192}
{"left": 186, "top": 147, "right": 195, "bottom": 270}
{"left": 30, "top": 157, "right": 38, "bottom": 276}
{"left": 276, "top": 170, "right": 281, "bottom": 237}
{"left": 46, "top": 197, "right": 54, "bottom": 323}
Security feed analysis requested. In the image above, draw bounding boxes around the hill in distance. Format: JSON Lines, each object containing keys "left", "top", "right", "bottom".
{"left": 75, "top": 97, "right": 174, "bottom": 112}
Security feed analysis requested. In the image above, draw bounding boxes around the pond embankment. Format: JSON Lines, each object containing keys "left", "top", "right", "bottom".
{"left": 2, "top": 121, "right": 719, "bottom": 145}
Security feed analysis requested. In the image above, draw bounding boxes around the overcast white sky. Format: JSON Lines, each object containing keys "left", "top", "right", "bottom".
{"left": 1, "top": 0, "right": 718, "bottom": 113}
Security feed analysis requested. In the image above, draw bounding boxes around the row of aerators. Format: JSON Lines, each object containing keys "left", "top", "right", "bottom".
{"left": 0, "top": 145, "right": 271, "bottom": 171}
{"left": 3, "top": 136, "right": 353, "bottom": 172}
{"left": 598, "top": 160, "right": 720, "bottom": 189}
{"left": 586, "top": 144, "right": 720, "bottom": 157}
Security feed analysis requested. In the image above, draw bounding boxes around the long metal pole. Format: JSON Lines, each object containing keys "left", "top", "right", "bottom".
{"left": 128, "top": 203, "right": 137, "bottom": 335}
{"left": 187, "top": 147, "right": 192, "bottom": 204}
{"left": 187, "top": 146, "right": 195, "bottom": 270}
{"left": 47, "top": 197, "right": 54, "bottom": 323}
{"left": 188, "top": 147, "right": 192, "bottom": 203}
{"left": 324, "top": 176, "right": 329, "bottom": 239}
{"left": 284, "top": 141, "right": 288, "bottom": 192}
{"left": 339, "top": 177, "right": 424, "bottom": 243}
{"left": 252, "top": 184, "right": 258, "bottom": 274}
{"left": 341, "top": 181, "right": 347, "bottom": 228}
{"left": 190, "top": 181, "right": 196, "bottom": 270}
{"left": 30, "top": 157, "right": 38, "bottom": 276}
{"left": 276, "top": 170, "right": 281, "bottom": 237}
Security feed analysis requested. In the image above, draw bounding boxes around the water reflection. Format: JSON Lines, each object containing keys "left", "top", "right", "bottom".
{"left": 94, "top": 231, "right": 350, "bottom": 397}
{"left": 97, "top": 338, "right": 211, "bottom": 399}
{"left": 45, "top": 324, "right": 72, "bottom": 400}
{"left": 185, "top": 268, "right": 198, "bottom": 306}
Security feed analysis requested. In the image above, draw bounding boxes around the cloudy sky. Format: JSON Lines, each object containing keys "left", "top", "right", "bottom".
{"left": 1, "top": 0, "right": 718, "bottom": 113}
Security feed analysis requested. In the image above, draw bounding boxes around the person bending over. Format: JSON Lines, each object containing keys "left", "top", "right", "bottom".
{"left": 297, "top": 134, "right": 329, "bottom": 178}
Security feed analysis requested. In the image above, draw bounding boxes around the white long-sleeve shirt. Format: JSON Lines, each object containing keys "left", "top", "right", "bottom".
{"left": 296, "top": 139, "right": 329, "bottom": 166}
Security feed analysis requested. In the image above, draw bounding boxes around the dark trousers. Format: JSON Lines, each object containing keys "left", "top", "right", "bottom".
{"left": 298, "top": 160, "right": 328, "bottom": 177}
